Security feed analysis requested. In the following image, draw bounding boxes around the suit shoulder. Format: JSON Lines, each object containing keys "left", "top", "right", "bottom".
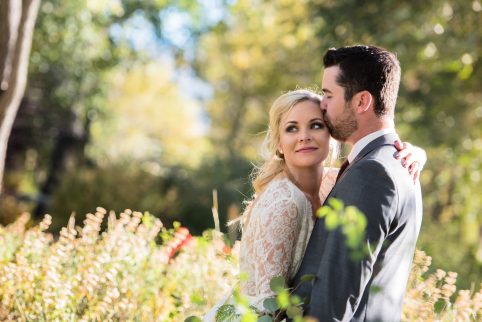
{"left": 348, "top": 157, "right": 395, "bottom": 184}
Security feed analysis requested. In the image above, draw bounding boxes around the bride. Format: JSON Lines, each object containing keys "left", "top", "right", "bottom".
{"left": 205, "top": 89, "right": 424, "bottom": 320}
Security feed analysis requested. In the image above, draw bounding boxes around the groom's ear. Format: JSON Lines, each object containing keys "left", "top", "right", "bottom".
{"left": 354, "top": 90, "right": 373, "bottom": 114}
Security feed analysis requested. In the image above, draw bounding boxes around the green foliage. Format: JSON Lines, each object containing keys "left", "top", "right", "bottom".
{"left": 193, "top": 0, "right": 482, "bottom": 288}
{"left": 210, "top": 272, "right": 310, "bottom": 321}
{"left": 47, "top": 164, "right": 167, "bottom": 230}
{"left": 195, "top": 0, "right": 323, "bottom": 162}
{"left": 5, "top": 0, "right": 212, "bottom": 222}
{"left": 1, "top": 210, "right": 481, "bottom": 321}
{"left": 317, "top": 198, "right": 368, "bottom": 260}
{"left": 262, "top": 298, "right": 278, "bottom": 313}
{"left": 215, "top": 304, "right": 240, "bottom": 322}
{"left": 0, "top": 211, "right": 239, "bottom": 321}
{"left": 257, "top": 316, "right": 273, "bottom": 322}
{"left": 300, "top": 274, "right": 316, "bottom": 283}
{"left": 4, "top": 0, "right": 481, "bottom": 293}
{"left": 269, "top": 276, "right": 286, "bottom": 293}
{"left": 88, "top": 63, "right": 211, "bottom": 169}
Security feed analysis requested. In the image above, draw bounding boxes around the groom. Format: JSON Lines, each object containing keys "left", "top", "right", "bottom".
{"left": 290, "top": 45, "right": 423, "bottom": 321}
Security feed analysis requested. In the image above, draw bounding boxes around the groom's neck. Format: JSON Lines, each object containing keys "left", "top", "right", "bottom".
{"left": 346, "top": 117, "right": 395, "bottom": 146}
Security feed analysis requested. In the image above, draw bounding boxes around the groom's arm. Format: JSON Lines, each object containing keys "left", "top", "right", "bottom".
{"left": 308, "top": 159, "right": 397, "bottom": 321}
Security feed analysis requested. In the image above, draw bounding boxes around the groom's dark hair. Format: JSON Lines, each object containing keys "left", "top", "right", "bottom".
{"left": 323, "top": 45, "right": 401, "bottom": 118}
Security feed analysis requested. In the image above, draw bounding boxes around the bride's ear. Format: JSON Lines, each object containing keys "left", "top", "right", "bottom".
{"left": 354, "top": 91, "right": 372, "bottom": 114}
{"left": 276, "top": 143, "right": 283, "bottom": 155}
{"left": 275, "top": 145, "right": 284, "bottom": 159}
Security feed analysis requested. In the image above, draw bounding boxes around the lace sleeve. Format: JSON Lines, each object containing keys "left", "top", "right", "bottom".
{"left": 319, "top": 167, "right": 339, "bottom": 204}
{"left": 239, "top": 181, "right": 302, "bottom": 310}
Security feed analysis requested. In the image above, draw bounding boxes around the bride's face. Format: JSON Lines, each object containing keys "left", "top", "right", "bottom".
{"left": 278, "top": 100, "right": 330, "bottom": 170}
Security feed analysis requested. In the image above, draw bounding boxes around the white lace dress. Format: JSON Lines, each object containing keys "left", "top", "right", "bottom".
{"left": 204, "top": 168, "right": 338, "bottom": 320}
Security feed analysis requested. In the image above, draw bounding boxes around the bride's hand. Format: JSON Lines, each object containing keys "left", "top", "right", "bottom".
{"left": 393, "top": 140, "right": 427, "bottom": 182}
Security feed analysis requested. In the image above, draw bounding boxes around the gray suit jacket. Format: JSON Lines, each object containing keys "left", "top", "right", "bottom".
{"left": 290, "top": 133, "right": 423, "bottom": 322}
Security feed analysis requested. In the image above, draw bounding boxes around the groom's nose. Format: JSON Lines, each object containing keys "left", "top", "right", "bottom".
{"left": 320, "top": 98, "right": 327, "bottom": 111}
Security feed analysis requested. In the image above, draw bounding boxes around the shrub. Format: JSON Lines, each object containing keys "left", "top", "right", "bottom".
{"left": 0, "top": 210, "right": 480, "bottom": 321}
{"left": 0, "top": 209, "right": 237, "bottom": 321}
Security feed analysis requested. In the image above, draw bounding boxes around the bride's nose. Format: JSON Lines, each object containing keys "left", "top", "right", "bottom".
{"left": 298, "top": 129, "right": 312, "bottom": 142}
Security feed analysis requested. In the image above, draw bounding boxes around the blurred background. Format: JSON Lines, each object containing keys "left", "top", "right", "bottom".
{"left": 1, "top": 0, "right": 481, "bottom": 290}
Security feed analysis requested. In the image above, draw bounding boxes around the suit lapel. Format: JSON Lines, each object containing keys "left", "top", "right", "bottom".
{"left": 329, "top": 133, "right": 400, "bottom": 194}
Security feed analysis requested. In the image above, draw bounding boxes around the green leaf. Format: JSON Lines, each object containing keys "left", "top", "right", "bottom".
{"left": 370, "top": 286, "right": 382, "bottom": 294}
{"left": 328, "top": 198, "right": 344, "bottom": 211}
{"left": 349, "top": 249, "right": 366, "bottom": 261}
{"left": 141, "top": 212, "right": 154, "bottom": 227}
{"left": 269, "top": 276, "right": 285, "bottom": 293}
{"left": 263, "top": 297, "right": 279, "bottom": 313}
{"left": 257, "top": 315, "right": 273, "bottom": 322}
{"left": 325, "top": 212, "right": 339, "bottom": 230}
{"left": 286, "top": 305, "right": 302, "bottom": 318}
{"left": 173, "top": 221, "right": 181, "bottom": 229}
{"left": 241, "top": 310, "right": 258, "bottom": 322}
{"left": 290, "top": 295, "right": 302, "bottom": 306}
{"left": 190, "top": 292, "right": 205, "bottom": 305}
{"left": 239, "top": 271, "right": 249, "bottom": 282}
{"left": 316, "top": 205, "right": 331, "bottom": 218}
{"left": 434, "top": 298, "right": 447, "bottom": 313}
{"left": 300, "top": 274, "right": 316, "bottom": 283}
{"left": 223, "top": 234, "right": 234, "bottom": 248}
{"left": 215, "top": 304, "right": 240, "bottom": 322}
{"left": 184, "top": 317, "right": 202, "bottom": 322}
{"left": 276, "top": 290, "right": 290, "bottom": 309}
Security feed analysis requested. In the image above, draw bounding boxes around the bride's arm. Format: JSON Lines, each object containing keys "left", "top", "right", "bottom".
{"left": 321, "top": 141, "right": 427, "bottom": 201}
{"left": 320, "top": 168, "right": 339, "bottom": 204}
{"left": 394, "top": 140, "right": 427, "bottom": 181}
{"left": 240, "top": 188, "right": 302, "bottom": 311}
{"left": 328, "top": 141, "right": 427, "bottom": 182}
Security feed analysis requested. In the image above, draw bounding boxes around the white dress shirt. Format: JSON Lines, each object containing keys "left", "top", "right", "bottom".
{"left": 347, "top": 128, "right": 397, "bottom": 163}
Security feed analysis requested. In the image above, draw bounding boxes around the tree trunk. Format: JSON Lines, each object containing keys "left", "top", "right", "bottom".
{"left": 33, "top": 112, "right": 91, "bottom": 219}
{"left": 0, "top": 0, "right": 41, "bottom": 193}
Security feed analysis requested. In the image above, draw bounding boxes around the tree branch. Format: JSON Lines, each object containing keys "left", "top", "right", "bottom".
{"left": 0, "top": 0, "right": 22, "bottom": 92}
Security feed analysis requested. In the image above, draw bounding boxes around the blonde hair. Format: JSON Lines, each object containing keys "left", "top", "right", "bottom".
{"left": 252, "top": 89, "right": 339, "bottom": 194}
{"left": 230, "top": 89, "right": 340, "bottom": 229}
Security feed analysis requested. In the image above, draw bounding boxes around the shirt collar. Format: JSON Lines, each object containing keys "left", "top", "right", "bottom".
{"left": 347, "top": 128, "right": 396, "bottom": 163}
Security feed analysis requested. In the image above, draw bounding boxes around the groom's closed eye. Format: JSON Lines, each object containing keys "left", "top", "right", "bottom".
{"left": 321, "top": 88, "right": 333, "bottom": 96}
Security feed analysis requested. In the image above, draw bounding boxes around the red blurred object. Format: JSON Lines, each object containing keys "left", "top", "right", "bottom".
{"left": 166, "top": 227, "right": 192, "bottom": 260}
{"left": 222, "top": 245, "right": 231, "bottom": 255}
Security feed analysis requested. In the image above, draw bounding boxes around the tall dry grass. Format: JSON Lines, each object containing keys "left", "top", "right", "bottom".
{"left": 0, "top": 210, "right": 480, "bottom": 321}
{"left": 402, "top": 249, "right": 481, "bottom": 321}
{"left": 0, "top": 209, "right": 237, "bottom": 321}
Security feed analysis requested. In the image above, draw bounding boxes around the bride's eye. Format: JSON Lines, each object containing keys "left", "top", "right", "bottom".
{"left": 312, "top": 122, "right": 325, "bottom": 130}
{"left": 286, "top": 125, "right": 297, "bottom": 132}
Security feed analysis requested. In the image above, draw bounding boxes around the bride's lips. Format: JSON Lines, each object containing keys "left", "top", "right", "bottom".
{"left": 296, "top": 147, "right": 318, "bottom": 153}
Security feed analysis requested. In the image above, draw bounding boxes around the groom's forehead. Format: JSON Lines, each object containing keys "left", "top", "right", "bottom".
{"left": 321, "top": 66, "right": 343, "bottom": 90}
{"left": 322, "top": 66, "right": 341, "bottom": 79}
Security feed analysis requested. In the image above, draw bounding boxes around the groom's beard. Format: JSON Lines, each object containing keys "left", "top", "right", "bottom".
{"left": 323, "top": 103, "right": 358, "bottom": 142}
